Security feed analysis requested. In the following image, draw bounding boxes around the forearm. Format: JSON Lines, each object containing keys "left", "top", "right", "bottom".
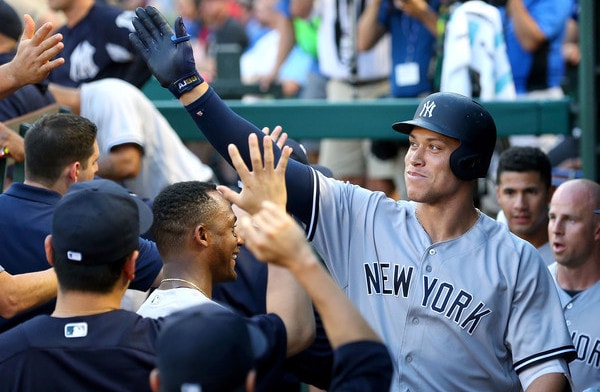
{"left": 0, "top": 269, "right": 58, "bottom": 319}
{"left": 97, "top": 146, "right": 142, "bottom": 180}
{"left": 525, "top": 372, "right": 569, "bottom": 392}
{"left": 272, "top": 15, "right": 296, "bottom": 77}
{"left": 507, "top": 0, "right": 546, "bottom": 52}
{"left": 182, "top": 86, "right": 317, "bottom": 224}
{"left": 267, "top": 263, "right": 315, "bottom": 356}
{"left": 414, "top": 4, "right": 437, "bottom": 37}
{"left": 0, "top": 64, "right": 20, "bottom": 99}
{"left": 290, "top": 0, "right": 314, "bottom": 19}
{"left": 358, "top": 0, "right": 385, "bottom": 51}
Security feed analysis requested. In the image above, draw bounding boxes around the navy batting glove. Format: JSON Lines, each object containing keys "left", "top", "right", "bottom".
{"left": 129, "top": 6, "right": 203, "bottom": 98}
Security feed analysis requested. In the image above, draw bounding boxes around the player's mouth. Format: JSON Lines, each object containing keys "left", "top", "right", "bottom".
{"left": 510, "top": 215, "right": 531, "bottom": 224}
{"left": 551, "top": 241, "right": 566, "bottom": 254}
{"left": 406, "top": 170, "right": 426, "bottom": 179}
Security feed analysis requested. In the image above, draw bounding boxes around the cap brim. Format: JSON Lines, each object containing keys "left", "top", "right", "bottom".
{"left": 392, "top": 120, "right": 418, "bottom": 134}
{"left": 128, "top": 192, "right": 153, "bottom": 234}
{"left": 594, "top": 209, "right": 600, "bottom": 215}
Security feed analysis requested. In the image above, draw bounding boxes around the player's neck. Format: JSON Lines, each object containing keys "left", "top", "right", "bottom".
{"left": 557, "top": 253, "right": 600, "bottom": 291}
{"left": 160, "top": 261, "right": 213, "bottom": 299}
{"left": 64, "top": 0, "right": 94, "bottom": 28}
{"left": 52, "top": 291, "right": 122, "bottom": 317}
{"left": 518, "top": 226, "right": 549, "bottom": 249}
{"left": 415, "top": 203, "right": 480, "bottom": 244}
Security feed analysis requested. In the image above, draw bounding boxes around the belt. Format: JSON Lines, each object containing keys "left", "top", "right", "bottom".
{"left": 345, "top": 77, "right": 388, "bottom": 87}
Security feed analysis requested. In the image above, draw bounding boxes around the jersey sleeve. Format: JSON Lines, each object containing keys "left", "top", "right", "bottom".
{"left": 129, "top": 238, "right": 162, "bottom": 291}
{"left": 184, "top": 88, "right": 318, "bottom": 226}
{"left": 508, "top": 243, "right": 576, "bottom": 372}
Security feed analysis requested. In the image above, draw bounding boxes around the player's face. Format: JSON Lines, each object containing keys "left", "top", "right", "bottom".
{"left": 404, "top": 127, "right": 462, "bottom": 203}
{"left": 496, "top": 171, "right": 551, "bottom": 241}
{"left": 77, "top": 140, "right": 99, "bottom": 182}
{"left": 206, "top": 193, "right": 242, "bottom": 283}
{"left": 548, "top": 185, "right": 599, "bottom": 268}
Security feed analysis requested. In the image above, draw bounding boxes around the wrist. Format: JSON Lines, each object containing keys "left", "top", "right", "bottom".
{"left": 168, "top": 70, "right": 205, "bottom": 99}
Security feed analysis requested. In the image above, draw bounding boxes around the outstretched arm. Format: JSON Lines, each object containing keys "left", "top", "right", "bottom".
{"left": 0, "top": 15, "right": 64, "bottom": 99}
{"left": 223, "top": 137, "right": 315, "bottom": 355}
{"left": 240, "top": 201, "right": 383, "bottom": 350}
{"left": 0, "top": 268, "right": 58, "bottom": 319}
{"left": 129, "top": 6, "right": 318, "bottom": 225}
{"left": 233, "top": 135, "right": 384, "bottom": 348}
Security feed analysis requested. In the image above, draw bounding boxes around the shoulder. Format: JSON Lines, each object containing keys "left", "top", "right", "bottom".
{"left": 0, "top": 317, "right": 47, "bottom": 362}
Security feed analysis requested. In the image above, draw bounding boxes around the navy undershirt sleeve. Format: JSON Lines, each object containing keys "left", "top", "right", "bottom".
{"left": 184, "top": 87, "right": 317, "bottom": 226}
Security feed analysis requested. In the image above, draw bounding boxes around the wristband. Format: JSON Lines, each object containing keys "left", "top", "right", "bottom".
{"left": 0, "top": 146, "right": 9, "bottom": 158}
{"left": 171, "top": 34, "right": 191, "bottom": 45}
{"left": 168, "top": 71, "right": 204, "bottom": 99}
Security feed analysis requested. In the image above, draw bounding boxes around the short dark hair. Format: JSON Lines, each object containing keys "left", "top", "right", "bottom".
{"left": 25, "top": 113, "right": 97, "bottom": 185}
{"left": 52, "top": 250, "right": 129, "bottom": 293}
{"left": 151, "top": 181, "right": 219, "bottom": 256}
{"left": 496, "top": 146, "right": 552, "bottom": 189}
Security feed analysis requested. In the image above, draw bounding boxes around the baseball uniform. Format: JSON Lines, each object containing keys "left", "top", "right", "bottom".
{"left": 184, "top": 87, "right": 577, "bottom": 391}
{"left": 48, "top": 3, "right": 151, "bottom": 88}
{"left": 549, "top": 263, "right": 600, "bottom": 392}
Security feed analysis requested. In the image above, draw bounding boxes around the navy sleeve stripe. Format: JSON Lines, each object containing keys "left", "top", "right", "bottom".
{"left": 513, "top": 345, "right": 577, "bottom": 372}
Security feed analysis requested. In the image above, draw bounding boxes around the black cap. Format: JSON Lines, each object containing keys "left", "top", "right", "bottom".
{"left": 52, "top": 179, "right": 153, "bottom": 264}
{"left": 156, "top": 302, "right": 269, "bottom": 392}
{"left": 0, "top": 1, "right": 22, "bottom": 42}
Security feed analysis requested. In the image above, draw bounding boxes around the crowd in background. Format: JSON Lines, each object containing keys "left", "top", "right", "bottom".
{"left": 0, "top": 0, "right": 597, "bottom": 391}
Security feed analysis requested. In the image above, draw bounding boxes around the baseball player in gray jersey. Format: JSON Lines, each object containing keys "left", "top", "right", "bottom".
{"left": 548, "top": 179, "right": 600, "bottom": 392}
{"left": 129, "top": 6, "right": 576, "bottom": 391}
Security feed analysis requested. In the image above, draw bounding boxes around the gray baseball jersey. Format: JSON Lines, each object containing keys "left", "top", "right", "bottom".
{"left": 309, "top": 177, "right": 575, "bottom": 391}
{"left": 549, "top": 264, "right": 600, "bottom": 392}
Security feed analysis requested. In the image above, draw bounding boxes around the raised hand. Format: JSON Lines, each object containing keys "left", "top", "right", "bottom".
{"left": 217, "top": 133, "right": 292, "bottom": 215}
{"left": 129, "top": 6, "right": 203, "bottom": 98}
{"left": 0, "top": 15, "right": 64, "bottom": 99}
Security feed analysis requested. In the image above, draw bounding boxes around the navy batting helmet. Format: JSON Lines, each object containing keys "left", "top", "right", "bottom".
{"left": 392, "top": 92, "right": 497, "bottom": 181}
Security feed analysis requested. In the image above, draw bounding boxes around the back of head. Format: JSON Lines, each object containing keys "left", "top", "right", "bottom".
{"left": 496, "top": 146, "right": 552, "bottom": 189}
{"left": 151, "top": 181, "right": 218, "bottom": 256}
{"left": 156, "top": 303, "right": 259, "bottom": 392}
{"left": 52, "top": 179, "right": 153, "bottom": 292}
{"left": 25, "top": 113, "right": 97, "bottom": 185}
{"left": 0, "top": 1, "right": 22, "bottom": 44}
{"left": 392, "top": 91, "right": 497, "bottom": 181}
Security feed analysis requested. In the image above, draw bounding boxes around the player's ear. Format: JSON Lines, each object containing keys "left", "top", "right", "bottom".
{"left": 193, "top": 224, "right": 210, "bottom": 247}
{"left": 149, "top": 368, "right": 160, "bottom": 392}
{"left": 44, "top": 235, "right": 55, "bottom": 267}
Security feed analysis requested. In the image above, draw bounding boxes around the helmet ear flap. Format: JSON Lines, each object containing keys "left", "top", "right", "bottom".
{"left": 450, "top": 149, "right": 483, "bottom": 181}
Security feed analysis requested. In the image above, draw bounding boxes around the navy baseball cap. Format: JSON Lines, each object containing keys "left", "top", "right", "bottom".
{"left": 156, "top": 302, "right": 269, "bottom": 392}
{"left": 52, "top": 179, "right": 153, "bottom": 264}
{"left": 0, "top": 1, "right": 22, "bottom": 42}
{"left": 595, "top": 209, "right": 600, "bottom": 215}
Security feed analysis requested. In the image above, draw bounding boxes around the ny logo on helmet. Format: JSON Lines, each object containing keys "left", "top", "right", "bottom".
{"left": 419, "top": 100, "right": 436, "bottom": 118}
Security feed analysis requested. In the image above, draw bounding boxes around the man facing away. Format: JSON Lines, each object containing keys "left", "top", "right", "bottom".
{"left": 0, "top": 179, "right": 161, "bottom": 391}
{"left": 0, "top": 113, "right": 162, "bottom": 332}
